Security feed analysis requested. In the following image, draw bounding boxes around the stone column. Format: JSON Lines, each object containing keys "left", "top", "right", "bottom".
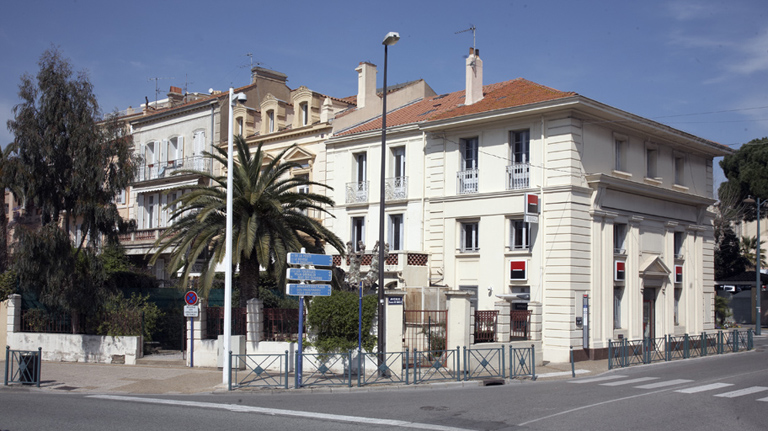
{"left": 445, "top": 290, "right": 471, "bottom": 351}
{"left": 247, "top": 298, "right": 264, "bottom": 345}
{"left": 494, "top": 300, "right": 512, "bottom": 343}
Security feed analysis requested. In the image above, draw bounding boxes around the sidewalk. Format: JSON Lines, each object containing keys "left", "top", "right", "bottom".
{"left": 1, "top": 352, "right": 609, "bottom": 395}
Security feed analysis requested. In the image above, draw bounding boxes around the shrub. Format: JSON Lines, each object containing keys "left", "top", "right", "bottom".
{"left": 98, "top": 293, "right": 162, "bottom": 340}
{"left": 307, "top": 290, "right": 377, "bottom": 353}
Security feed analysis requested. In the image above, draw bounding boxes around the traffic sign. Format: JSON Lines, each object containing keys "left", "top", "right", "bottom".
{"left": 286, "top": 267, "right": 332, "bottom": 282}
{"left": 184, "top": 305, "right": 199, "bottom": 317}
{"left": 185, "top": 291, "right": 199, "bottom": 305}
{"left": 287, "top": 252, "right": 333, "bottom": 267}
{"left": 286, "top": 284, "right": 332, "bottom": 297}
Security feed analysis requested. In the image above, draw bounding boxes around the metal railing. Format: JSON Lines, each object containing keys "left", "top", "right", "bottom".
{"left": 463, "top": 346, "right": 504, "bottom": 380}
{"left": 511, "top": 310, "right": 532, "bottom": 340}
{"left": 506, "top": 163, "right": 530, "bottom": 190}
{"left": 4, "top": 347, "right": 42, "bottom": 387}
{"left": 385, "top": 177, "right": 408, "bottom": 201}
{"left": 205, "top": 307, "right": 247, "bottom": 339}
{"left": 229, "top": 351, "right": 289, "bottom": 390}
{"left": 608, "top": 330, "right": 753, "bottom": 370}
{"left": 412, "top": 347, "right": 460, "bottom": 384}
{"left": 474, "top": 310, "right": 498, "bottom": 343}
{"left": 457, "top": 169, "right": 479, "bottom": 194}
{"left": 263, "top": 308, "right": 302, "bottom": 341}
{"left": 299, "top": 351, "right": 353, "bottom": 388}
{"left": 510, "top": 344, "right": 536, "bottom": 379}
{"left": 136, "top": 155, "right": 209, "bottom": 182}
{"left": 355, "top": 350, "right": 409, "bottom": 386}
{"left": 345, "top": 181, "right": 369, "bottom": 203}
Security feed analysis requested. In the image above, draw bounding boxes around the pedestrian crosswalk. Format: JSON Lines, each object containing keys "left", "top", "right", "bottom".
{"left": 568, "top": 375, "right": 768, "bottom": 402}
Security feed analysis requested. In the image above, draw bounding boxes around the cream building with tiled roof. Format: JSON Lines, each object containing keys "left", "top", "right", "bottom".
{"left": 325, "top": 47, "right": 732, "bottom": 362}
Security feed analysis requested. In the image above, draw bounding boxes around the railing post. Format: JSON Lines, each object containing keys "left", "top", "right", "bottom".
{"left": 701, "top": 332, "right": 706, "bottom": 357}
{"left": 717, "top": 331, "right": 723, "bottom": 355}
{"left": 405, "top": 349, "right": 409, "bottom": 385}
{"left": 413, "top": 348, "right": 419, "bottom": 384}
{"left": 456, "top": 346, "right": 461, "bottom": 382}
{"left": 749, "top": 329, "right": 754, "bottom": 350}
{"left": 284, "top": 350, "right": 289, "bottom": 389}
{"left": 684, "top": 334, "right": 689, "bottom": 359}
{"left": 608, "top": 341, "right": 612, "bottom": 370}
{"left": 4, "top": 346, "right": 9, "bottom": 386}
{"left": 348, "top": 350, "right": 353, "bottom": 388}
{"left": 734, "top": 329, "right": 739, "bottom": 352}
{"left": 36, "top": 347, "right": 42, "bottom": 388}
{"left": 530, "top": 344, "right": 536, "bottom": 380}
{"left": 622, "top": 338, "right": 627, "bottom": 368}
{"left": 643, "top": 338, "right": 648, "bottom": 364}
{"left": 501, "top": 345, "right": 506, "bottom": 379}
{"left": 665, "top": 335, "right": 670, "bottom": 362}
{"left": 462, "top": 346, "right": 467, "bottom": 381}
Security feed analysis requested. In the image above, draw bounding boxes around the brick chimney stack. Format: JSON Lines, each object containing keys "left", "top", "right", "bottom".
{"left": 355, "top": 62, "right": 377, "bottom": 109}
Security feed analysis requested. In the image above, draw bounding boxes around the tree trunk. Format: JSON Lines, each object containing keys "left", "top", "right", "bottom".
{"left": 239, "top": 254, "right": 261, "bottom": 307}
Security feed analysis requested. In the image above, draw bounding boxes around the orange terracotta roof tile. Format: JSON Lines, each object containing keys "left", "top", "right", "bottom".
{"left": 336, "top": 78, "right": 576, "bottom": 136}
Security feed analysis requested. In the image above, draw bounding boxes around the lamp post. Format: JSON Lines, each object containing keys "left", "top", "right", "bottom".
{"left": 744, "top": 196, "right": 762, "bottom": 335}
{"left": 223, "top": 88, "right": 246, "bottom": 385}
{"left": 379, "top": 31, "right": 400, "bottom": 363}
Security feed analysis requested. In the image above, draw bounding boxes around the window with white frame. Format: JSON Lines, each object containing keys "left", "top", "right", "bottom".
{"left": 511, "top": 130, "right": 530, "bottom": 164}
{"left": 167, "top": 136, "right": 183, "bottom": 163}
{"left": 356, "top": 153, "right": 367, "bottom": 183}
{"left": 674, "top": 155, "right": 685, "bottom": 185}
{"left": 509, "top": 219, "right": 530, "bottom": 250}
{"left": 300, "top": 102, "right": 308, "bottom": 126}
{"left": 267, "top": 110, "right": 275, "bottom": 133}
{"left": 389, "top": 214, "right": 403, "bottom": 251}
{"left": 146, "top": 195, "right": 155, "bottom": 229}
{"left": 237, "top": 117, "right": 244, "bottom": 136}
{"left": 614, "top": 286, "right": 624, "bottom": 329}
{"left": 614, "top": 223, "right": 627, "bottom": 254}
{"left": 145, "top": 141, "right": 157, "bottom": 165}
{"left": 674, "top": 231, "right": 684, "bottom": 259}
{"left": 460, "top": 221, "right": 479, "bottom": 252}
{"left": 115, "top": 189, "right": 126, "bottom": 205}
{"left": 459, "top": 137, "right": 479, "bottom": 194}
{"left": 351, "top": 216, "right": 365, "bottom": 251}
{"left": 193, "top": 130, "right": 205, "bottom": 156}
{"left": 296, "top": 174, "right": 309, "bottom": 194}
{"left": 646, "top": 147, "right": 658, "bottom": 179}
{"left": 614, "top": 135, "right": 627, "bottom": 172}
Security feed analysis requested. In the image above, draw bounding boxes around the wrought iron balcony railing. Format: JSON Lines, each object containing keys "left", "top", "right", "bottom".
{"left": 385, "top": 176, "right": 408, "bottom": 201}
{"left": 346, "top": 181, "right": 369, "bottom": 204}
{"left": 457, "top": 169, "right": 479, "bottom": 194}
{"left": 136, "top": 155, "right": 209, "bottom": 182}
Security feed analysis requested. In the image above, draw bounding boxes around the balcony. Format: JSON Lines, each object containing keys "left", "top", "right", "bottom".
{"left": 136, "top": 155, "right": 209, "bottom": 183}
{"left": 506, "top": 162, "right": 530, "bottom": 190}
{"left": 385, "top": 176, "right": 408, "bottom": 201}
{"left": 457, "top": 169, "right": 479, "bottom": 194}
{"left": 346, "top": 181, "right": 369, "bottom": 204}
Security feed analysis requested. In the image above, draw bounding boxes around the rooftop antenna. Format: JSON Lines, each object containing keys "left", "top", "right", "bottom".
{"left": 240, "top": 53, "right": 267, "bottom": 69}
{"left": 147, "top": 76, "right": 174, "bottom": 107}
{"left": 183, "top": 73, "right": 194, "bottom": 102}
{"left": 455, "top": 25, "right": 477, "bottom": 52}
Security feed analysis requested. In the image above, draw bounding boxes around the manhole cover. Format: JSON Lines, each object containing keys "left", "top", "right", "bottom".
{"left": 53, "top": 386, "right": 79, "bottom": 391}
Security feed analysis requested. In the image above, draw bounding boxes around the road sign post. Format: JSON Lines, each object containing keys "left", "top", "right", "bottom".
{"left": 184, "top": 292, "right": 199, "bottom": 368}
{"left": 286, "top": 248, "right": 333, "bottom": 388}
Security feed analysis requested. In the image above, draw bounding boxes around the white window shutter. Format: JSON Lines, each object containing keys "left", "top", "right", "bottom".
{"left": 161, "top": 139, "right": 168, "bottom": 163}
{"left": 137, "top": 194, "right": 145, "bottom": 229}
{"left": 161, "top": 193, "right": 167, "bottom": 227}
{"left": 176, "top": 136, "right": 184, "bottom": 160}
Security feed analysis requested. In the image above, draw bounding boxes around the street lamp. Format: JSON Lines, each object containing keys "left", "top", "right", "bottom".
{"left": 223, "top": 88, "right": 246, "bottom": 385}
{"left": 744, "top": 196, "right": 762, "bottom": 335}
{"left": 379, "top": 31, "right": 399, "bottom": 361}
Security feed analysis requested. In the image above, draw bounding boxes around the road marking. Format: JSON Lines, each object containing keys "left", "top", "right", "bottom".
{"left": 568, "top": 375, "right": 627, "bottom": 384}
{"left": 88, "top": 395, "right": 475, "bottom": 431}
{"left": 675, "top": 383, "right": 734, "bottom": 394}
{"left": 634, "top": 379, "right": 693, "bottom": 389}
{"left": 714, "top": 386, "right": 768, "bottom": 398}
{"left": 537, "top": 369, "right": 591, "bottom": 378}
{"left": 600, "top": 377, "right": 658, "bottom": 386}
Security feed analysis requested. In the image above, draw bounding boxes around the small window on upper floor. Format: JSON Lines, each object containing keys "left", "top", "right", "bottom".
{"left": 460, "top": 221, "right": 479, "bottom": 253}
{"left": 267, "top": 110, "right": 275, "bottom": 133}
{"left": 237, "top": 117, "right": 244, "bottom": 136}
{"left": 674, "top": 155, "right": 685, "bottom": 186}
{"left": 646, "top": 147, "right": 658, "bottom": 179}
{"left": 614, "top": 223, "right": 627, "bottom": 254}
{"left": 674, "top": 231, "right": 684, "bottom": 259}
{"left": 115, "top": 189, "right": 126, "bottom": 205}
{"left": 300, "top": 102, "right": 308, "bottom": 126}
{"left": 614, "top": 136, "right": 627, "bottom": 172}
{"left": 509, "top": 219, "right": 530, "bottom": 251}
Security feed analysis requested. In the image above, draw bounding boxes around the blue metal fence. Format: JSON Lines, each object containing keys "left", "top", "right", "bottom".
{"left": 229, "top": 351, "right": 289, "bottom": 390}
{"left": 463, "top": 346, "right": 505, "bottom": 380}
{"left": 509, "top": 344, "right": 536, "bottom": 379}
{"left": 609, "top": 330, "right": 753, "bottom": 370}
{"left": 4, "top": 346, "right": 42, "bottom": 387}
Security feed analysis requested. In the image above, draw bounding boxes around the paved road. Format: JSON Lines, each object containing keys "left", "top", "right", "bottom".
{"left": 2, "top": 337, "right": 767, "bottom": 430}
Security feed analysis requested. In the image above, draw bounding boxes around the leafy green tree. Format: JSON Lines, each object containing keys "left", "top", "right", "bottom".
{"left": 5, "top": 48, "right": 137, "bottom": 331}
{"left": 739, "top": 236, "right": 767, "bottom": 268}
{"left": 307, "top": 290, "right": 378, "bottom": 353}
{"left": 151, "top": 135, "right": 344, "bottom": 305}
{"left": 718, "top": 137, "right": 768, "bottom": 222}
{"left": 714, "top": 219, "right": 747, "bottom": 280}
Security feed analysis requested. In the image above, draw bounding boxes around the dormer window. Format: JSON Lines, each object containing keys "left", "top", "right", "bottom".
{"left": 267, "top": 110, "right": 275, "bottom": 133}
{"left": 237, "top": 117, "right": 244, "bottom": 136}
{"left": 300, "top": 102, "right": 308, "bottom": 126}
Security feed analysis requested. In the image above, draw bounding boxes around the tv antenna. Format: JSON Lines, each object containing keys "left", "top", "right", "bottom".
{"left": 455, "top": 25, "right": 477, "bottom": 51}
{"left": 241, "top": 53, "right": 267, "bottom": 69}
{"left": 147, "top": 76, "right": 175, "bottom": 107}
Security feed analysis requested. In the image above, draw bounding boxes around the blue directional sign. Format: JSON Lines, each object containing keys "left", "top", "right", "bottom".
{"left": 287, "top": 252, "right": 333, "bottom": 267}
{"left": 286, "top": 267, "right": 333, "bottom": 282}
{"left": 287, "top": 284, "right": 332, "bottom": 297}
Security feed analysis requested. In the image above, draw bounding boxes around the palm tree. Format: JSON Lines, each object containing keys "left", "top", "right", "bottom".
{"left": 151, "top": 135, "right": 345, "bottom": 305}
{"left": 740, "top": 235, "right": 767, "bottom": 268}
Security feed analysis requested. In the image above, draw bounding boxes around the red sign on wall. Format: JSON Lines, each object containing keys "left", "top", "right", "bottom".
{"left": 510, "top": 260, "right": 528, "bottom": 281}
{"left": 614, "top": 260, "right": 626, "bottom": 282}
{"left": 675, "top": 265, "right": 683, "bottom": 284}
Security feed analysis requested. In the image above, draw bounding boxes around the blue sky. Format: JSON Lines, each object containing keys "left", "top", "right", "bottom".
{"left": 2, "top": 0, "right": 767, "bottom": 193}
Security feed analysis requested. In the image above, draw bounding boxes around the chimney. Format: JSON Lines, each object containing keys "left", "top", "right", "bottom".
{"left": 465, "top": 47, "right": 483, "bottom": 105}
{"left": 167, "top": 86, "right": 184, "bottom": 106}
{"left": 251, "top": 66, "right": 288, "bottom": 85}
{"left": 320, "top": 97, "right": 333, "bottom": 123}
{"left": 355, "top": 62, "right": 377, "bottom": 109}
